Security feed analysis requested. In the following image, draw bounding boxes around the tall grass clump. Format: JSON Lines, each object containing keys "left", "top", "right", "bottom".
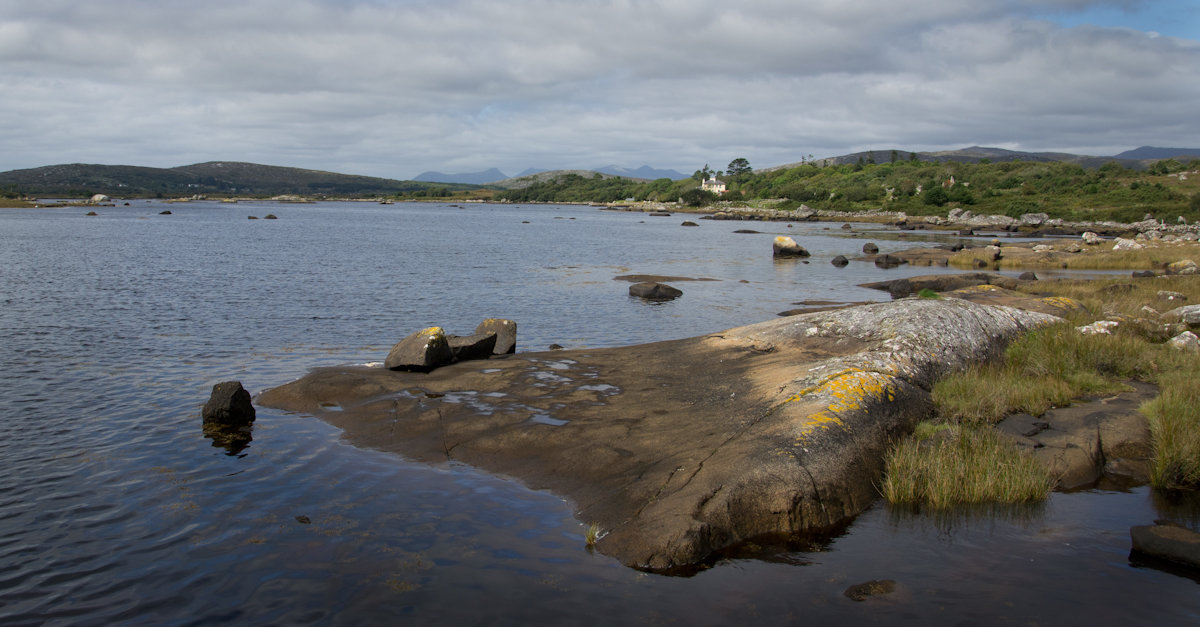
{"left": 932, "top": 323, "right": 1162, "bottom": 424}
{"left": 1144, "top": 364, "right": 1200, "bottom": 490}
{"left": 882, "top": 426, "right": 1053, "bottom": 507}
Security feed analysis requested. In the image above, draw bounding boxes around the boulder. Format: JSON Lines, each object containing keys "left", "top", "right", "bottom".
{"left": 1032, "top": 244, "right": 1054, "bottom": 253}
{"left": 886, "top": 278, "right": 913, "bottom": 299}
{"left": 1064, "top": 241, "right": 1083, "bottom": 253}
{"left": 874, "top": 254, "right": 905, "bottom": 269}
{"left": 1158, "top": 290, "right": 1188, "bottom": 303}
{"left": 1082, "top": 232, "right": 1103, "bottom": 245}
{"left": 862, "top": 242, "right": 879, "bottom": 254}
{"left": 384, "top": 326, "right": 454, "bottom": 371}
{"left": 448, "top": 332, "right": 498, "bottom": 362}
{"left": 1019, "top": 272, "right": 1038, "bottom": 281}
{"left": 202, "top": 381, "right": 256, "bottom": 426}
{"left": 680, "top": 220, "right": 699, "bottom": 227}
{"left": 1112, "top": 238, "right": 1144, "bottom": 251}
{"left": 772, "top": 236, "right": 810, "bottom": 257}
{"left": 1163, "top": 305, "right": 1200, "bottom": 327}
{"left": 629, "top": 282, "right": 683, "bottom": 300}
{"left": 1132, "top": 270, "right": 1156, "bottom": 278}
{"left": 475, "top": 318, "right": 517, "bottom": 354}
{"left": 830, "top": 255, "right": 849, "bottom": 267}
{"left": 1131, "top": 523, "right": 1200, "bottom": 569}
{"left": 1020, "top": 212, "right": 1049, "bottom": 227}
{"left": 1077, "top": 320, "right": 1120, "bottom": 335}
{"left": 1166, "top": 259, "right": 1198, "bottom": 275}
{"left": 1168, "top": 331, "right": 1200, "bottom": 352}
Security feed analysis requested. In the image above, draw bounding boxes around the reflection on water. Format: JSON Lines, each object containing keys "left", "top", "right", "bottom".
{"left": 2, "top": 201, "right": 1199, "bottom": 624}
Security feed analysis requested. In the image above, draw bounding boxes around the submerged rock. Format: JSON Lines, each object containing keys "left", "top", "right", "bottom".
{"left": 831, "top": 255, "right": 849, "bottom": 267}
{"left": 629, "top": 282, "right": 683, "bottom": 300}
{"left": 874, "top": 254, "right": 904, "bottom": 269}
{"left": 862, "top": 242, "right": 879, "bottom": 254}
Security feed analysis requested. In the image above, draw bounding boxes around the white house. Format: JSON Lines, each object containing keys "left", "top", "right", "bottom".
{"left": 701, "top": 177, "right": 726, "bottom": 194}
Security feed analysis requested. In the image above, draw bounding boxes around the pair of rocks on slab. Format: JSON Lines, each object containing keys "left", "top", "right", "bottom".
{"left": 385, "top": 319, "right": 517, "bottom": 372}
{"left": 772, "top": 236, "right": 810, "bottom": 258}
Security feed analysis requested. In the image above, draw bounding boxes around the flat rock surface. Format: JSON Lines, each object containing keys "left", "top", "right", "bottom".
{"left": 259, "top": 298, "right": 1061, "bottom": 572}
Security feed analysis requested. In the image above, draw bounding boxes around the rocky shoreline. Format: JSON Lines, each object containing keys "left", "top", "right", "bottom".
{"left": 258, "top": 296, "right": 1071, "bottom": 572}
{"left": 255, "top": 228, "right": 1200, "bottom": 573}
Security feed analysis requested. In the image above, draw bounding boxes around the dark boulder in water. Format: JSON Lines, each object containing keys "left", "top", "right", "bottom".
{"left": 862, "top": 242, "right": 879, "bottom": 254}
{"left": 629, "top": 282, "right": 683, "bottom": 300}
{"left": 202, "top": 381, "right": 256, "bottom": 426}
{"left": 874, "top": 254, "right": 905, "bottom": 269}
{"left": 831, "top": 255, "right": 849, "bottom": 267}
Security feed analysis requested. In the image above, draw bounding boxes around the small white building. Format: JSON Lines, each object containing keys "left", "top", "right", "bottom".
{"left": 701, "top": 177, "right": 726, "bottom": 194}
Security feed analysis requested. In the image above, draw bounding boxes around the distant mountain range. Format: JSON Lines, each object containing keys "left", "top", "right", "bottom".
{"left": 413, "top": 168, "right": 509, "bottom": 185}
{"left": 768, "top": 146, "right": 1200, "bottom": 171}
{"left": 1112, "top": 147, "right": 1200, "bottom": 160}
{"left": 4, "top": 147, "right": 1196, "bottom": 197}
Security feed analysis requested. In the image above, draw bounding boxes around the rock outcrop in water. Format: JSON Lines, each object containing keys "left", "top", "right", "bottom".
{"left": 629, "top": 282, "right": 683, "bottom": 300}
{"left": 202, "top": 381, "right": 255, "bottom": 425}
{"left": 258, "top": 298, "right": 1060, "bottom": 572}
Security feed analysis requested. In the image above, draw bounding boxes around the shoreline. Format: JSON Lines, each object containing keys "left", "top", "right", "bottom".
{"left": 255, "top": 233, "right": 1198, "bottom": 572}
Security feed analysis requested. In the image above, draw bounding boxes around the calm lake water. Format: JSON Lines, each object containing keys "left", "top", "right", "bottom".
{"left": 2, "top": 200, "right": 1197, "bottom": 625}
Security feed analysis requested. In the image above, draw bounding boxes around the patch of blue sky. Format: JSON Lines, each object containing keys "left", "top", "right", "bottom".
{"left": 1035, "top": 0, "right": 1199, "bottom": 40}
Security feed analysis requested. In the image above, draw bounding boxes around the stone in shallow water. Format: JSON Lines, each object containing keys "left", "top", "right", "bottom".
{"left": 629, "top": 282, "right": 682, "bottom": 300}
{"left": 202, "top": 381, "right": 255, "bottom": 426}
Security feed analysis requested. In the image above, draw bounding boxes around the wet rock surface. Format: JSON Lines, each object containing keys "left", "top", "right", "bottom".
{"left": 996, "top": 382, "right": 1156, "bottom": 490}
{"left": 259, "top": 298, "right": 1060, "bottom": 572}
{"left": 1131, "top": 522, "right": 1200, "bottom": 570}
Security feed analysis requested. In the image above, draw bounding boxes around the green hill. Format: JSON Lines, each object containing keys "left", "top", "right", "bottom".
{"left": 0, "top": 161, "right": 469, "bottom": 198}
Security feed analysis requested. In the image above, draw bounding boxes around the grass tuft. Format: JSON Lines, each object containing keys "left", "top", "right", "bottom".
{"left": 584, "top": 522, "right": 601, "bottom": 547}
{"left": 1144, "top": 364, "right": 1200, "bottom": 489}
{"left": 882, "top": 426, "right": 1053, "bottom": 507}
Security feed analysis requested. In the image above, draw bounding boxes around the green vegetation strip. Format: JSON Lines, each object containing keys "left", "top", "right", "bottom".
{"left": 883, "top": 275, "right": 1200, "bottom": 505}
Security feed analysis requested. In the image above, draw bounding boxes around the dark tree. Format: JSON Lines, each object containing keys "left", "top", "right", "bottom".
{"left": 726, "top": 158, "right": 752, "bottom": 179}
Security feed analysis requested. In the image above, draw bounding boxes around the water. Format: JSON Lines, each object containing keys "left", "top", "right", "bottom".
{"left": 2, "top": 200, "right": 1197, "bottom": 625}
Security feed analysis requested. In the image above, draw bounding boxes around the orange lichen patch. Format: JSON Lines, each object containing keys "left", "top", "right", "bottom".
{"left": 782, "top": 368, "right": 898, "bottom": 442}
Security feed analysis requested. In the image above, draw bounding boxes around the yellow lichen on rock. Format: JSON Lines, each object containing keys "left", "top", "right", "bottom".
{"left": 782, "top": 368, "right": 898, "bottom": 442}
{"left": 1040, "top": 296, "right": 1085, "bottom": 313}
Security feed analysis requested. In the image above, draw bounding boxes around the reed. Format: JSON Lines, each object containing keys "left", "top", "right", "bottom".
{"left": 1144, "top": 365, "right": 1200, "bottom": 489}
{"left": 882, "top": 426, "right": 1053, "bottom": 507}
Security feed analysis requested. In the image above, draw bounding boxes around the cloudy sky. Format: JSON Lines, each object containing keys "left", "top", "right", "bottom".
{"left": 1, "top": 0, "right": 1197, "bottom": 180}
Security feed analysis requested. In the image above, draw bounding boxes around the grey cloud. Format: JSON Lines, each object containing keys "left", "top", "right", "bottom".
{"left": 0, "top": 0, "right": 1196, "bottom": 178}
